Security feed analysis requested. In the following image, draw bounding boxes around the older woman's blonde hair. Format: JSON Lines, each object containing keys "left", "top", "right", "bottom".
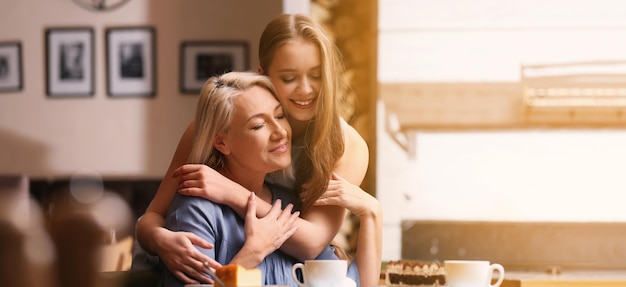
{"left": 258, "top": 13, "right": 347, "bottom": 215}
{"left": 188, "top": 71, "right": 278, "bottom": 167}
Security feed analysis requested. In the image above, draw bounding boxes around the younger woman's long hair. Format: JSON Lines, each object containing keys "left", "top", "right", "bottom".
{"left": 259, "top": 13, "right": 347, "bottom": 215}
{"left": 188, "top": 71, "right": 278, "bottom": 166}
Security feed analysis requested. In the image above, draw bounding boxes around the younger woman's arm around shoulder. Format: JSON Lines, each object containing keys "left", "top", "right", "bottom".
{"left": 180, "top": 123, "right": 370, "bottom": 261}
{"left": 178, "top": 164, "right": 348, "bottom": 261}
{"left": 176, "top": 123, "right": 369, "bottom": 261}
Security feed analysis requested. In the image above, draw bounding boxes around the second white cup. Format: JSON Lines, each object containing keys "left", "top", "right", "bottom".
{"left": 444, "top": 260, "right": 505, "bottom": 287}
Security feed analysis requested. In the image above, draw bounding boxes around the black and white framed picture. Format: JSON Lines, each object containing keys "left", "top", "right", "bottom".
{"left": 106, "top": 27, "right": 155, "bottom": 98}
{"left": 180, "top": 41, "right": 248, "bottom": 94}
{"left": 0, "top": 42, "right": 23, "bottom": 93}
{"left": 45, "top": 28, "right": 94, "bottom": 97}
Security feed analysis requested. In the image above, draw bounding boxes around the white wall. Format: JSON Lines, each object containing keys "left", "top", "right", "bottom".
{"left": 405, "top": 129, "right": 626, "bottom": 222}
{"left": 0, "top": 0, "right": 282, "bottom": 179}
{"left": 379, "top": 0, "right": 626, "bottom": 83}
{"left": 282, "top": 0, "right": 310, "bottom": 15}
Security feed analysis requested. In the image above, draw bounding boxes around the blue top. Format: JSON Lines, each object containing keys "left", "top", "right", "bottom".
{"left": 161, "top": 182, "right": 359, "bottom": 287}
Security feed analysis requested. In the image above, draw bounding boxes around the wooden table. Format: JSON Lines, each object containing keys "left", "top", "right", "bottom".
{"left": 501, "top": 270, "right": 626, "bottom": 287}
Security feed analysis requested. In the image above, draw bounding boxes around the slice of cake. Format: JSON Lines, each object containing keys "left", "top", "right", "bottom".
{"left": 385, "top": 260, "right": 446, "bottom": 286}
{"left": 214, "top": 264, "right": 262, "bottom": 287}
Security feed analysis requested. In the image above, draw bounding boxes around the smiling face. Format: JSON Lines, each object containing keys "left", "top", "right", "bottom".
{"left": 218, "top": 85, "right": 292, "bottom": 175}
{"left": 265, "top": 37, "right": 322, "bottom": 123}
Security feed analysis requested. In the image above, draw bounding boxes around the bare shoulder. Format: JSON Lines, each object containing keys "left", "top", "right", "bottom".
{"left": 344, "top": 123, "right": 368, "bottom": 153}
{"left": 334, "top": 123, "right": 369, "bottom": 185}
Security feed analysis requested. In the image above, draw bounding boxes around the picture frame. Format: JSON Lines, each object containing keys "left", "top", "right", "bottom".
{"left": 106, "top": 27, "right": 156, "bottom": 98}
{"left": 180, "top": 41, "right": 249, "bottom": 94}
{"left": 45, "top": 28, "right": 94, "bottom": 97}
{"left": 0, "top": 42, "right": 23, "bottom": 93}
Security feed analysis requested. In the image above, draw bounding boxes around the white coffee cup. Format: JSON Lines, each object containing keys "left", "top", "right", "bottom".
{"left": 291, "top": 260, "right": 347, "bottom": 287}
{"left": 444, "top": 260, "right": 505, "bottom": 287}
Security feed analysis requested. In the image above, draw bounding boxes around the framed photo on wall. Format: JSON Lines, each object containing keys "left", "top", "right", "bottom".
{"left": 0, "top": 42, "right": 23, "bottom": 92}
{"left": 106, "top": 27, "right": 156, "bottom": 98}
{"left": 180, "top": 41, "right": 248, "bottom": 94}
{"left": 45, "top": 28, "right": 94, "bottom": 97}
